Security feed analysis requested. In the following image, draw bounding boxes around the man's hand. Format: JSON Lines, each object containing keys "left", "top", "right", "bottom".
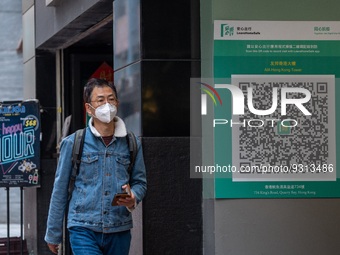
{"left": 118, "top": 184, "right": 136, "bottom": 209}
{"left": 47, "top": 243, "right": 59, "bottom": 254}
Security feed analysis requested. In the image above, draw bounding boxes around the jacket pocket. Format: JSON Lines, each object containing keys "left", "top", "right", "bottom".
{"left": 79, "top": 155, "right": 99, "bottom": 182}
{"left": 73, "top": 155, "right": 100, "bottom": 216}
{"left": 115, "top": 156, "right": 130, "bottom": 180}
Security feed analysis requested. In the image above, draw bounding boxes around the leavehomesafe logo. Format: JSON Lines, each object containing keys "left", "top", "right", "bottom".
{"left": 198, "top": 82, "right": 312, "bottom": 128}
{"left": 221, "top": 24, "right": 234, "bottom": 37}
{"left": 220, "top": 23, "right": 261, "bottom": 37}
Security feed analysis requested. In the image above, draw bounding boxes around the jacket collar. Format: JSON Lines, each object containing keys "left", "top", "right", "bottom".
{"left": 88, "top": 116, "right": 127, "bottom": 137}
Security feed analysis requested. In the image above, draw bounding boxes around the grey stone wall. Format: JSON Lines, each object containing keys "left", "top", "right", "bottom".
{"left": 0, "top": 0, "right": 23, "bottom": 101}
{"left": 0, "top": 0, "right": 23, "bottom": 228}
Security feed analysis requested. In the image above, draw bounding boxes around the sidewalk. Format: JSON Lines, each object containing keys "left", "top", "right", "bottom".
{"left": 0, "top": 224, "right": 21, "bottom": 238}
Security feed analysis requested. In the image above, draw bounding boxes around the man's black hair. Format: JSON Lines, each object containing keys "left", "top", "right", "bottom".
{"left": 83, "top": 78, "right": 118, "bottom": 103}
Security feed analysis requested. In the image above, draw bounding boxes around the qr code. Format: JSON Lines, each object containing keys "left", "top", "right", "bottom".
{"left": 231, "top": 75, "right": 336, "bottom": 181}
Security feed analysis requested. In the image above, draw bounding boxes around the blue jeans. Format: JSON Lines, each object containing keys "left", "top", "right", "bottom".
{"left": 69, "top": 227, "right": 131, "bottom": 255}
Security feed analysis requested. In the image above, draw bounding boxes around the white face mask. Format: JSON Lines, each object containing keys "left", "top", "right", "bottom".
{"left": 90, "top": 103, "right": 117, "bottom": 123}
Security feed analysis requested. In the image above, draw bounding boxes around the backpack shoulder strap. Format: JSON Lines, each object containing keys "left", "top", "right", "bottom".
{"left": 68, "top": 128, "right": 86, "bottom": 200}
{"left": 126, "top": 131, "right": 137, "bottom": 176}
{"left": 72, "top": 128, "right": 86, "bottom": 173}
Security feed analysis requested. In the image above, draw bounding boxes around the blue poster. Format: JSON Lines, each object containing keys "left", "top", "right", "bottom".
{"left": 0, "top": 100, "right": 40, "bottom": 187}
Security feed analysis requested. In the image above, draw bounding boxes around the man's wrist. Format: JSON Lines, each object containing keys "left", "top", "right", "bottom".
{"left": 126, "top": 200, "right": 137, "bottom": 212}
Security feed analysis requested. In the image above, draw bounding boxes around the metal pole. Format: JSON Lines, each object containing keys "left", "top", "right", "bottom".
{"left": 20, "top": 187, "right": 23, "bottom": 255}
{"left": 6, "top": 187, "right": 10, "bottom": 255}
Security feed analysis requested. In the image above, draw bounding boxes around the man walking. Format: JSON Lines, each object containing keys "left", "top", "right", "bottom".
{"left": 45, "top": 78, "right": 147, "bottom": 255}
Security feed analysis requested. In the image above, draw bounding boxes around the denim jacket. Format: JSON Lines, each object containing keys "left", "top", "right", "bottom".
{"left": 45, "top": 117, "right": 147, "bottom": 245}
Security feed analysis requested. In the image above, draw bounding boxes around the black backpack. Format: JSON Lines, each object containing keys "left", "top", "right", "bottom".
{"left": 67, "top": 129, "right": 137, "bottom": 200}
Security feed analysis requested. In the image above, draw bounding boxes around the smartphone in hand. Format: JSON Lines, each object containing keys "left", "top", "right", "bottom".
{"left": 111, "top": 184, "right": 131, "bottom": 206}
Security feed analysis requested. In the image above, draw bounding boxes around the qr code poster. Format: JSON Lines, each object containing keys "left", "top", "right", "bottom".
{"left": 230, "top": 75, "right": 336, "bottom": 182}
{"left": 211, "top": 20, "right": 340, "bottom": 198}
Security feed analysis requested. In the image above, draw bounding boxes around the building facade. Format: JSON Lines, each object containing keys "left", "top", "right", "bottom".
{"left": 22, "top": 0, "right": 201, "bottom": 254}
{"left": 0, "top": 0, "right": 23, "bottom": 235}
{"left": 22, "top": 0, "right": 340, "bottom": 255}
